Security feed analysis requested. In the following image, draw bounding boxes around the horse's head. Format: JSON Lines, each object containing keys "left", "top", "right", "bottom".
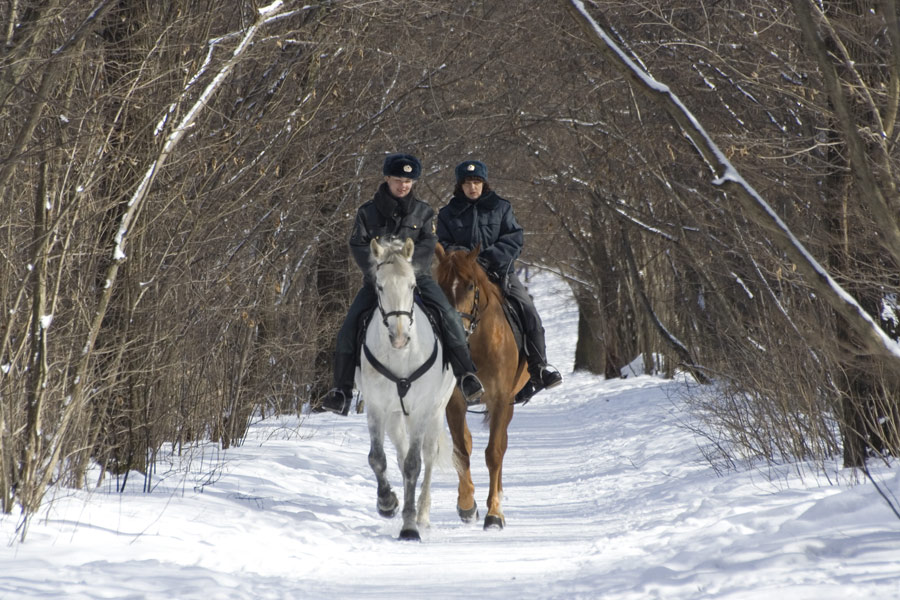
{"left": 435, "top": 243, "right": 495, "bottom": 335}
{"left": 371, "top": 237, "right": 417, "bottom": 349}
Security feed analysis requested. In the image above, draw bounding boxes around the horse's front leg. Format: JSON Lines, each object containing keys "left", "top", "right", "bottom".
{"left": 417, "top": 456, "right": 433, "bottom": 529}
{"left": 445, "top": 390, "right": 478, "bottom": 523}
{"left": 367, "top": 413, "right": 398, "bottom": 518}
{"left": 484, "top": 404, "right": 512, "bottom": 530}
{"left": 399, "top": 436, "right": 422, "bottom": 541}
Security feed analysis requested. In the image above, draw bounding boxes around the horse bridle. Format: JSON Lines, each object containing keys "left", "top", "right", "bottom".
{"left": 458, "top": 284, "right": 481, "bottom": 337}
{"left": 375, "top": 258, "right": 415, "bottom": 329}
{"left": 365, "top": 258, "right": 436, "bottom": 416}
{"left": 376, "top": 293, "right": 415, "bottom": 329}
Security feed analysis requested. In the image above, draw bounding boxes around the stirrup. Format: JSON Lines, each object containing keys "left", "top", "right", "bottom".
{"left": 514, "top": 380, "right": 538, "bottom": 405}
{"left": 459, "top": 373, "right": 484, "bottom": 406}
{"left": 538, "top": 365, "right": 563, "bottom": 389}
{"left": 321, "top": 388, "right": 351, "bottom": 416}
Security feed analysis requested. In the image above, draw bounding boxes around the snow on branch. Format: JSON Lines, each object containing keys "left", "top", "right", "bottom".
{"left": 114, "top": 1, "right": 289, "bottom": 262}
{"left": 74, "top": 1, "right": 291, "bottom": 410}
{"left": 562, "top": 0, "right": 900, "bottom": 361}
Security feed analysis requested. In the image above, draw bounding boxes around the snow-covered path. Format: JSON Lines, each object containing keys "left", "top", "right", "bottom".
{"left": 1, "top": 273, "right": 898, "bottom": 599}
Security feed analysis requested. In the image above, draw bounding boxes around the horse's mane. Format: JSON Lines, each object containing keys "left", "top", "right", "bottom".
{"left": 369, "top": 237, "right": 415, "bottom": 281}
{"left": 436, "top": 248, "right": 502, "bottom": 307}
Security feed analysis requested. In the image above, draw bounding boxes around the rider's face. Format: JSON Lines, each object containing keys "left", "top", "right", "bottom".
{"left": 386, "top": 176, "right": 415, "bottom": 198}
{"left": 461, "top": 177, "right": 484, "bottom": 200}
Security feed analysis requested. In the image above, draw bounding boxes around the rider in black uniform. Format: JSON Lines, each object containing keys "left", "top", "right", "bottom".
{"left": 320, "top": 153, "right": 485, "bottom": 415}
{"left": 436, "top": 160, "right": 562, "bottom": 404}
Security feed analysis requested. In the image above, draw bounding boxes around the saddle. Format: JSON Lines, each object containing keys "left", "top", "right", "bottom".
{"left": 486, "top": 271, "right": 526, "bottom": 358}
{"left": 416, "top": 292, "right": 451, "bottom": 366}
{"left": 501, "top": 295, "right": 526, "bottom": 359}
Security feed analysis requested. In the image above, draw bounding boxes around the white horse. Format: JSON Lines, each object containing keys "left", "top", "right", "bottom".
{"left": 358, "top": 237, "right": 456, "bottom": 541}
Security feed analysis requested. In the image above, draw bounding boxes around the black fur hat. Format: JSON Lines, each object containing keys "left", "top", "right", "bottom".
{"left": 455, "top": 160, "right": 488, "bottom": 182}
{"left": 383, "top": 153, "right": 421, "bottom": 179}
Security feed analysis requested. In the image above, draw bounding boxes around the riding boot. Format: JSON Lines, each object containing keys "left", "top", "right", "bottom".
{"left": 321, "top": 352, "right": 356, "bottom": 416}
{"left": 446, "top": 344, "right": 485, "bottom": 405}
{"left": 514, "top": 342, "right": 563, "bottom": 405}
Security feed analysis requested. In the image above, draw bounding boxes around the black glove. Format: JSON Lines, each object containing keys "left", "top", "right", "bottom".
{"left": 486, "top": 269, "right": 509, "bottom": 292}
{"left": 499, "top": 272, "right": 511, "bottom": 294}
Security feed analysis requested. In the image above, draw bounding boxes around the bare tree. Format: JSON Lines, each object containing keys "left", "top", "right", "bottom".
{"left": 558, "top": 0, "right": 900, "bottom": 468}
{"left": 8, "top": 0, "right": 900, "bottom": 528}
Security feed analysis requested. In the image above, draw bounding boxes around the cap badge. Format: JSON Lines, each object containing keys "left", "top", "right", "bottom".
{"left": 467, "top": 164, "right": 475, "bottom": 171}
{"left": 403, "top": 164, "right": 412, "bottom": 173}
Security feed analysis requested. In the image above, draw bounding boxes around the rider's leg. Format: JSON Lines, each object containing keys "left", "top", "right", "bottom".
{"left": 322, "top": 285, "right": 376, "bottom": 416}
{"left": 505, "top": 273, "right": 562, "bottom": 404}
{"left": 417, "top": 276, "right": 484, "bottom": 405}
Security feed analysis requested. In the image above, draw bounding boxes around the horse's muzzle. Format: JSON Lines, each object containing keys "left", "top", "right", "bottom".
{"left": 390, "top": 332, "right": 410, "bottom": 349}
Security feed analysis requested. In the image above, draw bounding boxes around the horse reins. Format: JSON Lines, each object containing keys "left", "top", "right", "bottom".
{"left": 456, "top": 283, "right": 490, "bottom": 415}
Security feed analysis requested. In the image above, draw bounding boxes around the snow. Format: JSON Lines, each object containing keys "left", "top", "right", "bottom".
{"left": 2, "top": 272, "right": 899, "bottom": 599}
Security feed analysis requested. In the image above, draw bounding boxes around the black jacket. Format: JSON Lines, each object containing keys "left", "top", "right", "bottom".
{"left": 436, "top": 191, "right": 524, "bottom": 274}
{"left": 349, "top": 182, "right": 437, "bottom": 284}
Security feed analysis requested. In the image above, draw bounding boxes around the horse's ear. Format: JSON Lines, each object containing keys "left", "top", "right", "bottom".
{"left": 371, "top": 238, "right": 384, "bottom": 260}
{"left": 402, "top": 237, "right": 415, "bottom": 260}
{"left": 435, "top": 242, "right": 445, "bottom": 261}
{"left": 466, "top": 244, "right": 481, "bottom": 262}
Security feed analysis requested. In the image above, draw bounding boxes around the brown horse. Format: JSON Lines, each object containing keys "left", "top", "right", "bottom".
{"left": 434, "top": 243, "right": 530, "bottom": 529}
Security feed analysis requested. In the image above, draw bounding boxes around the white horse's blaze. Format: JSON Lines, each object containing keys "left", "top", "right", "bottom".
{"left": 360, "top": 238, "right": 456, "bottom": 540}
{"left": 394, "top": 319, "right": 405, "bottom": 346}
{"left": 391, "top": 307, "right": 409, "bottom": 348}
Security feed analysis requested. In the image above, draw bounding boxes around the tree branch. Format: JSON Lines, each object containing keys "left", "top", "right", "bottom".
{"left": 561, "top": 0, "right": 900, "bottom": 362}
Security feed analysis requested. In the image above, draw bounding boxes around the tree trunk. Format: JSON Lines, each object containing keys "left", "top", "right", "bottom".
{"left": 573, "top": 285, "right": 609, "bottom": 374}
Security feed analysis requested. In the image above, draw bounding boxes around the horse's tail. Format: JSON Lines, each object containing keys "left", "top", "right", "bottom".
{"left": 435, "top": 424, "right": 454, "bottom": 471}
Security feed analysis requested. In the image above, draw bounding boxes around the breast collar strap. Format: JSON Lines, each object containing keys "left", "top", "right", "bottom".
{"left": 363, "top": 338, "right": 439, "bottom": 416}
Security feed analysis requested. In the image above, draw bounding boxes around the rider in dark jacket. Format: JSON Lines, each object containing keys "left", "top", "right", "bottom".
{"left": 436, "top": 160, "right": 562, "bottom": 404}
{"left": 321, "top": 153, "right": 485, "bottom": 416}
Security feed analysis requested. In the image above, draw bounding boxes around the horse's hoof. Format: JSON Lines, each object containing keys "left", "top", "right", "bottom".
{"left": 378, "top": 493, "right": 399, "bottom": 518}
{"left": 398, "top": 528, "right": 421, "bottom": 541}
{"left": 458, "top": 502, "right": 479, "bottom": 524}
{"left": 483, "top": 514, "right": 505, "bottom": 530}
